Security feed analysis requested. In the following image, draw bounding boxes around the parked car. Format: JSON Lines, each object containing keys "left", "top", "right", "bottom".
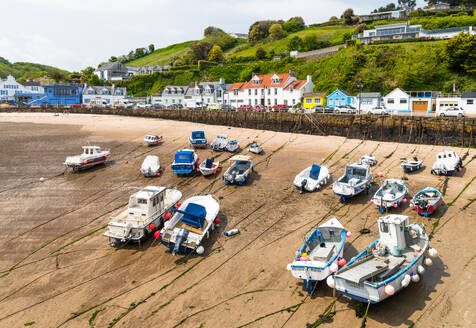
{"left": 70, "top": 104, "right": 86, "bottom": 108}
{"left": 238, "top": 105, "right": 252, "bottom": 111}
{"left": 221, "top": 104, "right": 236, "bottom": 111}
{"left": 207, "top": 103, "right": 222, "bottom": 110}
{"left": 439, "top": 107, "right": 465, "bottom": 118}
{"left": 253, "top": 104, "right": 266, "bottom": 111}
{"left": 270, "top": 104, "right": 289, "bottom": 112}
{"left": 152, "top": 103, "right": 164, "bottom": 109}
{"left": 335, "top": 105, "right": 357, "bottom": 114}
{"left": 312, "top": 105, "right": 334, "bottom": 114}
{"left": 168, "top": 104, "right": 184, "bottom": 109}
{"left": 366, "top": 106, "right": 388, "bottom": 115}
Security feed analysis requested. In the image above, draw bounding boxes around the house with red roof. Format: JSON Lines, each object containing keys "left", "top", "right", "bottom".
{"left": 228, "top": 70, "right": 314, "bottom": 108}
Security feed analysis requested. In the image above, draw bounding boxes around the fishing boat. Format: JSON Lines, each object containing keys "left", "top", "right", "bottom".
{"left": 64, "top": 146, "right": 110, "bottom": 172}
{"left": 249, "top": 143, "right": 263, "bottom": 154}
{"left": 333, "top": 215, "right": 438, "bottom": 304}
{"left": 400, "top": 157, "right": 423, "bottom": 173}
{"left": 333, "top": 163, "right": 372, "bottom": 203}
{"left": 371, "top": 179, "right": 408, "bottom": 213}
{"left": 286, "top": 218, "right": 349, "bottom": 295}
{"left": 223, "top": 155, "right": 253, "bottom": 185}
{"left": 293, "top": 164, "right": 330, "bottom": 193}
{"left": 199, "top": 159, "right": 221, "bottom": 176}
{"left": 360, "top": 154, "right": 377, "bottom": 167}
{"left": 159, "top": 195, "right": 220, "bottom": 255}
{"left": 144, "top": 134, "right": 163, "bottom": 146}
{"left": 411, "top": 187, "right": 443, "bottom": 217}
{"left": 226, "top": 140, "right": 240, "bottom": 152}
{"left": 171, "top": 149, "right": 199, "bottom": 175}
{"left": 189, "top": 130, "right": 207, "bottom": 148}
{"left": 104, "top": 186, "right": 182, "bottom": 247}
{"left": 431, "top": 150, "right": 463, "bottom": 176}
{"left": 140, "top": 155, "right": 162, "bottom": 177}
{"left": 211, "top": 134, "right": 229, "bottom": 151}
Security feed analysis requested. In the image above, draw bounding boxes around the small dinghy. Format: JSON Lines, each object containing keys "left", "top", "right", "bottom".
{"left": 431, "top": 150, "right": 463, "bottom": 176}
{"left": 293, "top": 164, "right": 330, "bottom": 193}
{"left": 171, "top": 149, "right": 199, "bottom": 175}
{"left": 140, "top": 155, "right": 162, "bottom": 177}
{"left": 211, "top": 134, "right": 229, "bottom": 151}
{"left": 411, "top": 187, "right": 443, "bottom": 217}
{"left": 159, "top": 195, "right": 220, "bottom": 255}
{"left": 104, "top": 186, "right": 182, "bottom": 247}
{"left": 333, "top": 163, "right": 372, "bottom": 203}
{"left": 199, "top": 159, "right": 221, "bottom": 176}
{"left": 286, "top": 218, "right": 348, "bottom": 295}
{"left": 64, "top": 146, "right": 110, "bottom": 172}
{"left": 249, "top": 143, "right": 263, "bottom": 154}
{"left": 371, "top": 179, "right": 408, "bottom": 213}
{"left": 226, "top": 140, "right": 240, "bottom": 152}
{"left": 400, "top": 156, "right": 423, "bottom": 173}
{"left": 223, "top": 155, "right": 253, "bottom": 185}
{"left": 334, "top": 215, "right": 437, "bottom": 304}
{"left": 360, "top": 154, "right": 377, "bottom": 167}
{"left": 144, "top": 134, "right": 163, "bottom": 146}
{"left": 189, "top": 130, "right": 207, "bottom": 148}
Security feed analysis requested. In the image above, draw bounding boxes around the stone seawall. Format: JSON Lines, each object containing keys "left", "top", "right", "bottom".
{"left": 4, "top": 107, "right": 475, "bottom": 147}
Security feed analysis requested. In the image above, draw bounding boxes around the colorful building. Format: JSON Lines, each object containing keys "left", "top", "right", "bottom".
{"left": 326, "top": 89, "right": 355, "bottom": 108}
{"left": 303, "top": 92, "right": 327, "bottom": 109}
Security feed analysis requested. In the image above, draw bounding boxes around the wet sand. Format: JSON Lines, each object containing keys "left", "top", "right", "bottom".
{"left": 0, "top": 113, "right": 474, "bottom": 328}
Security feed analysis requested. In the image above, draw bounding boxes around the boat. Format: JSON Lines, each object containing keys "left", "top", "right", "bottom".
{"left": 411, "top": 187, "right": 443, "bottom": 217}
{"left": 222, "top": 155, "right": 253, "bottom": 185}
{"left": 226, "top": 140, "right": 240, "bottom": 152}
{"left": 199, "top": 159, "right": 221, "bottom": 176}
{"left": 104, "top": 186, "right": 182, "bottom": 247}
{"left": 159, "top": 195, "right": 220, "bottom": 255}
{"left": 286, "top": 218, "right": 348, "bottom": 295}
{"left": 332, "top": 163, "right": 372, "bottom": 203}
{"left": 211, "top": 134, "right": 229, "bottom": 151}
{"left": 371, "top": 179, "right": 408, "bottom": 213}
{"left": 400, "top": 156, "right": 423, "bottom": 173}
{"left": 249, "top": 143, "right": 263, "bottom": 154}
{"left": 360, "top": 154, "right": 377, "bottom": 167}
{"left": 140, "top": 155, "right": 162, "bottom": 177}
{"left": 333, "top": 215, "right": 437, "bottom": 304}
{"left": 144, "top": 134, "right": 163, "bottom": 146}
{"left": 189, "top": 130, "right": 207, "bottom": 148}
{"left": 171, "top": 149, "right": 199, "bottom": 175}
{"left": 431, "top": 150, "right": 463, "bottom": 176}
{"left": 293, "top": 164, "right": 330, "bottom": 193}
{"left": 64, "top": 146, "right": 110, "bottom": 172}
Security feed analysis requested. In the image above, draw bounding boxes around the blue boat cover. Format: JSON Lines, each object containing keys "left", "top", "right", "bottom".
{"left": 310, "top": 164, "right": 321, "bottom": 180}
{"left": 192, "top": 131, "right": 205, "bottom": 139}
{"left": 205, "top": 159, "right": 213, "bottom": 169}
{"left": 174, "top": 150, "right": 194, "bottom": 163}
{"left": 177, "top": 203, "right": 207, "bottom": 229}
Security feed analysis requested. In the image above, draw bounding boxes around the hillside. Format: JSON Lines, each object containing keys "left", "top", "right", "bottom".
{"left": 125, "top": 41, "right": 196, "bottom": 66}
{"left": 0, "top": 57, "right": 69, "bottom": 80}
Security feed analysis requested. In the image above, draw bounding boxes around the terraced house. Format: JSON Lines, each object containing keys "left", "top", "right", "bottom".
{"left": 184, "top": 78, "right": 232, "bottom": 106}
{"left": 82, "top": 85, "right": 127, "bottom": 106}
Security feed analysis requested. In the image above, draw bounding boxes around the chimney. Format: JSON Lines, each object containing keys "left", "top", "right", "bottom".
{"left": 289, "top": 70, "right": 296, "bottom": 77}
{"left": 307, "top": 75, "right": 312, "bottom": 83}
{"left": 219, "top": 77, "right": 225, "bottom": 85}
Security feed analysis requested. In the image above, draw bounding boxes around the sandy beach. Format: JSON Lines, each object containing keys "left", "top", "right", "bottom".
{"left": 0, "top": 112, "right": 474, "bottom": 328}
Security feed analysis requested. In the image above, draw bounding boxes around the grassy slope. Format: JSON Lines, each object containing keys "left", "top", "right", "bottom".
{"left": 125, "top": 41, "right": 196, "bottom": 66}
{"left": 0, "top": 60, "right": 69, "bottom": 79}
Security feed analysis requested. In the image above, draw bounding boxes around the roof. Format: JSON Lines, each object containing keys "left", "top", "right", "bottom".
{"left": 303, "top": 92, "right": 326, "bottom": 98}
{"left": 231, "top": 155, "right": 252, "bottom": 162}
{"left": 134, "top": 186, "right": 166, "bottom": 200}
{"left": 462, "top": 92, "right": 476, "bottom": 98}
{"left": 284, "top": 80, "right": 307, "bottom": 91}
{"left": 18, "top": 81, "right": 42, "bottom": 87}
{"left": 357, "top": 92, "right": 381, "bottom": 98}
{"left": 84, "top": 85, "right": 127, "bottom": 95}
{"left": 329, "top": 89, "right": 352, "bottom": 97}
{"left": 241, "top": 73, "right": 291, "bottom": 89}
{"left": 97, "top": 61, "right": 127, "bottom": 72}
{"left": 229, "top": 82, "right": 246, "bottom": 92}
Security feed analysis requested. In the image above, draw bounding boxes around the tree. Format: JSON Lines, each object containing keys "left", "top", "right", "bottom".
{"left": 269, "top": 24, "right": 286, "bottom": 40}
{"left": 189, "top": 41, "right": 214, "bottom": 62}
{"left": 398, "top": 0, "right": 416, "bottom": 9}
{"left": 301, "top": 34, "right": 319, "bottom": 51}
{"left": 443, "top": 32, "right": 476, "bottom": 74}
{"left": 173, "top": 59, "right": 183, "bottom": 66}
{"left": 109, "top": 56, "right": 118, "bottom": 62}
{"left": 287, "top": 36, "right": 303, "bottom": 51}
{"left": 208, "top": 45, "right": 224, "bottom": 62}
{"left": 148, "top": 44, "right": 155, "bottom": 53}
{"left": 328, "top": 16, "right": 340, "bottom": 25}
{"left": 282, "top": 17, "right": 306, "bottom": 33}
{"left": 80, "top": 66, "right": 95, "bottom": 83}
{"left": 372, "top": 3, "right": 399, "bottom": 13}
{"left": 256, "top": 47, "right": 267, "bottom": 59}
{"left": 134, "top": 47, "right": 146, "bottom": 59}
{"left": 356, "top": 23, "right": 367, "bottom": 33}
{"left": 341, "top": 8, "right": 355, "bottom": 25}
{"left": 204, "top": 26, "right": 219, "bottom": 36}
{"left": 248, "top": 20, "right": 283, "bottom": 42}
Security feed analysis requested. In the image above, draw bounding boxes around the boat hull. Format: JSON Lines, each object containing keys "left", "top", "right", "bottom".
{"left": 64, "top": 155, "right": 108, "bottom": 171}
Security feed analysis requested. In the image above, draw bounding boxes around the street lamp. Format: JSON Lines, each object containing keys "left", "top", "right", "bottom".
{"left": 357, "top": 82, "right": 363, "bottom": 114}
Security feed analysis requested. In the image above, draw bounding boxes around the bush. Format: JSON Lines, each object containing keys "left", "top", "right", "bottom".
{"left": 256, "top": 47, "right": 267, "bottom": 59}
{"left": 283, "top": 17, "right": 306, "bottom": 33}
{"left": 198, "top": 60, "right": 217, "bottom": 70}
{"left": 443, "top": 32, "right": 476, "bottom": 74}
{"left": 169, "top": 65, "right": 196, "bottom": 71}
{"left": 208, "top": 45, "right": 224, "bottom": 62}
{"left": 288, "top": 36, "right": 303, "bottom": 51}
{"left": 269, "top": 24, "right": 286, "bottom": 40}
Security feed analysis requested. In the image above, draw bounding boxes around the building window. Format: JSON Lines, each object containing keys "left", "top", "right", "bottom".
{"left": 387, "top": 99, "right": 394, "bottom": 104}
{"left": 305, "top": 98, "right": 312, "bottom": 104}
{"left": 274, "top": 88, "right": 277, "bottom": 95}
{"left": 254, "top": 99, "right": 258, "bottom": 105}
{"left": 267, "top": 89, "right": 271, "bottom": 95}
{"left": 267, "top": 99, "right": 271, "bottom": 105}
{"left": 400, "top": 99, "right": 407, "bottom": 104}
{"left": 292, "top": 99, "right": 296, "bottom": 105}
{"left": 315, "top": 98, "right": 321, "bottom": 104}
{"left": 248, "top": 89, "right": 251, "bottom": 96}
{"left": 467, "top": 99, "right": 474, "bottom": 105}
{"left": 234, "top": 90, "right": 239, "bottom": 96}
{"left": 274, "top": 99, "right": 277, "bottom": 105}
{"left": 284, "top": 100, "right": 288, "bottom": 105}
{"left": 261, "top": 89, "right": 264, "bottom": 95}
{"left": 255, "top": 89, "right": 258, "bottom": 96}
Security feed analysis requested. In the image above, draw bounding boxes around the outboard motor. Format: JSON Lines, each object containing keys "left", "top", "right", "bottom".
{"left": 231, "top": 171, "right": 237, "bottom": 183}
{"left": 300, "top": 179, "right": 307, "bottom": 193}
{"left": 172, "top": 227, "right": 189, "bottom": 256}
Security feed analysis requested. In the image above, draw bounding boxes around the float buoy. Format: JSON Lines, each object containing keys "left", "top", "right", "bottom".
{"left": 154, "top": 231, "right": 161, "bottom": 239}
{"left": 196, "top": 246, "right": 205, "bottom": 255}
{"left": 330, "top": 262, "right": 338, "bottom": 273}
{"left": 345, "top": 231, "right": 352, "bottom": 238}
{"left": 411, "top": 273, "right": 420, "bottom": 283}
{"left": 424, "top": 258, "right": 433, "bottom": 267}
{"left": 149, "top": 223, "right": 156, "bottom": 230}
{"left": 384, "top": 285, "right": 395, "bottom": 295}
{"left": 326, "top": 275, "right": 335, "bottom": 288}
{"left": 417, "top": 265, "right": 425, "bottom": 275}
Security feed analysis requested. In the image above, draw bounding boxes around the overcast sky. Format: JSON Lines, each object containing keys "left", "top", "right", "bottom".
{"left": 0, "top": 0, "right": 425, "bottom": 72}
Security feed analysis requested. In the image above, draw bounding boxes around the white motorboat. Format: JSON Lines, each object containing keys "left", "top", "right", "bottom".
{"left": 249, "top": 143, "right": 263, "bottom": 154}
{"left": 141, "top": 155, "right": 162, "bottom": 177}
{"left": 211, "top": 134, "right": 229, "bottom": 151}
{"left": 431, "top": 150, "right": 463, "bottom": 175}
{"left": 286, "top": 218, "right": 348, "bottom": 295}
{"left": 371, "top": 179, "right": 408, "bottom": 213}
{"left": 360, "top": 154, "right": 377, "bottom": 166}
{"left": 223, "top": 155, "right": 253, "bottom": 185}
{"left": 412, "top": 187, "right": 443, "bottom": 217}
{"left": 64, "top": 146, "right": 110, "bottom": 172}
{"left": 333, "top": 163, "right": 372, "bottom": 203}
{"left": 226, "top": 140, "right": 240, "bottom": 152}
{"left": 144, "top": 134, "right": 163, "bottom": 146}
{"left": 293, "top": 164, "right": 330, "bottom": 193}
{"left": 189, "top": 130, "right": 208, "bottom": 148}
{"left": 334, "top": 215, "right": 437, "bottom": 304}
{"left": 159, "top": 195, "right": 220, "bottom": 255}
{"left": 199, "top": 159, "right": 221, "bottom": 176}
{"left": 104, "top": 186, "right": 182, "bottom": 246}
{"left": 400, "top": 156, "right": 423, "bottom": 173}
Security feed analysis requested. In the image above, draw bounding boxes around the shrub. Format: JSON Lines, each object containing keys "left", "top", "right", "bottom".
{"left": 269, "top": 24, "right": 286, "bottom": 40}
{"left": 256, "top": 47, "right": 267, "bottom": 59}
{"left": 283, "top": 17, "right": 306, "bottom": 33}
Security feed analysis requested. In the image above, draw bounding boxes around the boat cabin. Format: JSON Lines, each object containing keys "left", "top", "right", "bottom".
{"left": 128, "top": 186, "right": 166, "bottom": 222}
{"left": 191, "top": 131, "right": 205, "bottom": 140}
{"left": 82, "top": 146, "right": 102, "bottom": 155}
{"left": 341, "top": 164, "right": 370, "bottom": 185}
{"left": 378, "top": 215, "right": 409, "bottom": 250}
{"left": 436, "top": 150, "right": 457, "bottom": 161}
{"left": 145, "top": 134, "right": 160, "bottom": 142}
{"left": 174, "top": 150, "right": 195, "bottom": 164}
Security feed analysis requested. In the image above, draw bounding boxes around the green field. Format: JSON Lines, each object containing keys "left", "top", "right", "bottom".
{"left": 125, "top": 40, "right": 196, "bottom": 66}
{"left": 0, "top": 57, "right": 68, "bottom": 80}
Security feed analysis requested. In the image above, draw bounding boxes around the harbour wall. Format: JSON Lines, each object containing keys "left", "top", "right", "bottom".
{"left": 4, "top": 107, "right": 475, "bottom": 147}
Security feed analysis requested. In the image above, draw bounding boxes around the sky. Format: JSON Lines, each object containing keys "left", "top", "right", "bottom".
{"left": 0, "top": 0, "right": 425, "bottom": 72}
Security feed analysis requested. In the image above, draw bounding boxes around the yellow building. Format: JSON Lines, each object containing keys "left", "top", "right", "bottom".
{"left": 303, "top": 92, "right": 327, "bottom": 109}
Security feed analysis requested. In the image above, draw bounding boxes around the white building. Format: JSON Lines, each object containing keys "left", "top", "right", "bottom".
{"left": 383, "top": 88, "right": 410, "bottom": 113}
{"left": 461, "top": 92, "right": 476, "bottom": 113}
{"left": 82, "top": 85, "right": 127, "bottom": 106}
{"left": 355, "top": 92, "right": 382, "bottom": 112}
{"left": 228, "top": 71, "right": 314, "bottom": 107}
{"left": 436, "top": 95, "right": 461, "bottom": 113}
{"left": 184, "top": 79, "right": 232, "bottom": 106}
{"left": 161, "top": 85, "right": 188, "bottom": 106}
{"left": 0, "top": 75, "right": 44, "bottom": 103}
{"left": 94, "top": 62, "right": 139, "bottom": 81}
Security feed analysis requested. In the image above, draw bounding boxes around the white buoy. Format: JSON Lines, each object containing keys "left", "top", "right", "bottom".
{"left": 401, "top": 274, "right": 411, "bottom": 287}
{"left": 196, "top": 246, "right": 205, "bottom": 255}
{"left": 384, "top": 284, "right": 395, "bottom": 295}
{"left": 411, "top": 273, "right": 420, "bottom": 283}
{"left": 417, "top": 265, "right": 425, "bottom": 275}
{"left": 424, "top": 258, "right": 433, "bottom": 267}
{"left": 428, "top": 248, "right": 438, "bottom": 258}
{"left": 39, "top": 177, "right": 45, "bottom": 182}
{"left": 330, "top": 262, "right": 339, "bottom": 273}
{"left": 286, "top": 264, "right": 292, "bottom": 271}
{"left": 326, "top": 275, "right": 335, "bottom": 288}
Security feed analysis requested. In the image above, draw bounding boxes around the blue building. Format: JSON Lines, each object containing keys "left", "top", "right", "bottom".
{"left": 43, "top": 84, "right": 83, "bottom": 105}
{"left": 326, "top": 89, "right": 355, "bottom": 108}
